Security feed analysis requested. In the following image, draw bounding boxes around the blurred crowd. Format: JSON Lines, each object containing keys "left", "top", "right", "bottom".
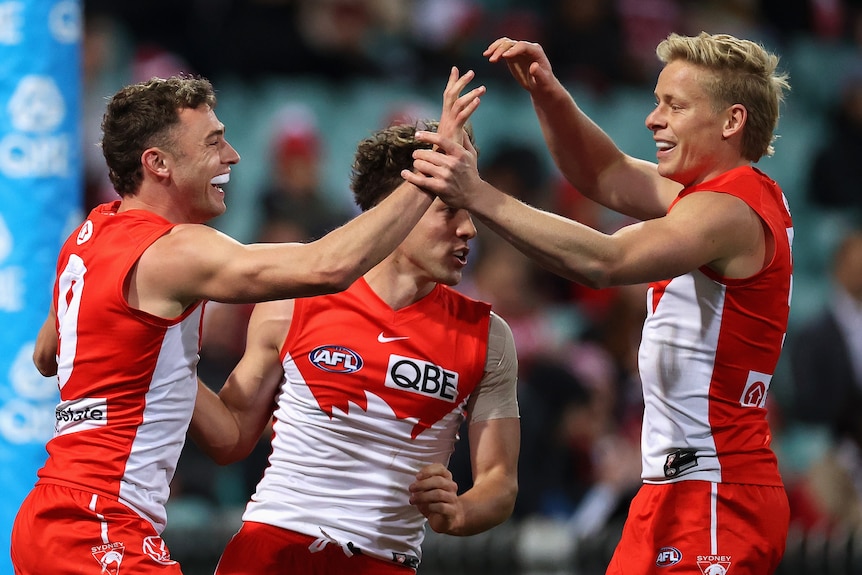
{"left": 80, "top": 0, "right": 862, "bottom": 555}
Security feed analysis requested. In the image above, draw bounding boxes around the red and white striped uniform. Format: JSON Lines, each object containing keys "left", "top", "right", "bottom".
{"left": 36, "top": 201, "right": 203, "bottom": 531}
{"left": 638, "top": 166, "right": 793, "bottom": 486}
{"left": 242, "top": 278, "right": 495, "bottom": 566}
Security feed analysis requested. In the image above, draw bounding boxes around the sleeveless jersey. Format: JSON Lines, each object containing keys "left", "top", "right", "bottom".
{"left": 243, "top": 278, "right": 492, "bottom": 566}
{"left": 36, "top": 201, "right": 204, "bottom": 532}
{"left": 638, "top": 166, "right": 793, "bottom": 485}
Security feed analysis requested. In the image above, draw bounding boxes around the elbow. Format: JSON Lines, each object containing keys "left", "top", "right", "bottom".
{"left": 194, "top": 442, "right": 248, "bottom": 466}
{"left": 501, "top": 481, "right": 519, "bottom": 520}
{"left": 575, "top": 261, "right": 615, "bottom": 291}
{"left": 33, "top": 355, "right": 57, "bottom": 378}
{"left": 210, "top": 451, "right": 243, "bottom": 466}
{"left": 313, "top": 260, "right": 366, "bottom": 294}
{"left": 326, "top": 272, "right": 357, "bottom": 294}
{"left": 580, "top": 273, "right": 610, "bottom": 291}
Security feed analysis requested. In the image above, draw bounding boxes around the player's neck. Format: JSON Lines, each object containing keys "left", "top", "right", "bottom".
{"left": 364, "top": 266, "right": 436, "bottom": 311}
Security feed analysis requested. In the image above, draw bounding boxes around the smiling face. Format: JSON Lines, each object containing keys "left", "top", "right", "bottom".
{"left": 645, "top": 60, "right": 736, "bottom": 187}
{"left": 393, "top": 198, "right": 477, "bottom": 287}
{"left": 163, "top": 106, "right": 240, "bottom": 223}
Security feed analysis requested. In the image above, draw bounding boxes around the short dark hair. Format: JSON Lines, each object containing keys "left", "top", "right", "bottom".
{"left": 101, "top": 75, "right": 217, "bottom": 196}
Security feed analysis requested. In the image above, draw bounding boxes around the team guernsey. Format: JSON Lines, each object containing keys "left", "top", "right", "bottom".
{"left": 243, "top": 278, "right": 492, "bottom": 567}
{"left": 638, "top": 166, "right": 793, "bottom": 486}
{"left": 37, "top": 201, "right": 203, "bottom": 532}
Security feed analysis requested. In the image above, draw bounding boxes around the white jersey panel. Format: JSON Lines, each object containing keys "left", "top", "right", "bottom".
{"left": 244, "top": 353, "right": 467, "bottom": 563}
{"left": 638, "top": 271, "right": 725, "bottom": 483}
{"left": 118, "top": 306, "right": 202, "bottom": 532}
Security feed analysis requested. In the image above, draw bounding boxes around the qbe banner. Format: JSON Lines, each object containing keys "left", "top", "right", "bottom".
{"left": 0, "top": 0, "right": 82, "bottom": 567}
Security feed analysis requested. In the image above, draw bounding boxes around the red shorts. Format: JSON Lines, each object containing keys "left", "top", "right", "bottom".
{"left": 215, "top": 521, "right": 417, "bottom": 575}
{"left": 11, "top": 483, "right": 183, "bottom": 575}
{"left": 606, "top": 481, "right": 789, "bottom": 575}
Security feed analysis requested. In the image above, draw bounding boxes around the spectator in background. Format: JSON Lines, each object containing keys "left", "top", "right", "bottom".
{"left": 480, "top": 140, "right": 552, "bottom": 212}
{"left": 807, "top": 63, "right": 862, "bottom": 215}
{"left": 678, "top": 0, "right": 776, "bottom": 47}
{"left": 258, "top": 104, "right": 352, "bottom": 242}
{"left": 539, "top": 0, "right": 638, "bottom": 93}
{"left": 791, "top": 228, "right": 862, "bottom": 442}
{"left": 382, "top": 99, "right": 437, "bottom": 129}
{"left": 199, "top": 0, "right": 386, "bottom": 81}
{"left": 82, "top": 12, "right": 127, "bottom": 210}
{"left": 614, "top": 0, "right": 682, "bottom": 85}
{"left": 788, "top": 229, "right": 862, "bottom": 532}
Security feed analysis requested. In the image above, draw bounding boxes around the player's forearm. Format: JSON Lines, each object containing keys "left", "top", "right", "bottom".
{"left": 469, "top": 187, "right": 616, "bottom": 289}
{"left": 531, "top": 88, "right": 625, "bottom": 202}
{"left": 450, "top": 475, "right": 518, "bottom": 536}
{"left": 311, "top": 184, "right": 434, "bottom": 290}
{"left": 189, "top": 380, "right": 243, "bottom": 464}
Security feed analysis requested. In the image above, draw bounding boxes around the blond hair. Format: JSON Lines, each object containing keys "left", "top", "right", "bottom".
{"left": 656, "top": 32, "right": 790, "bottom": 161}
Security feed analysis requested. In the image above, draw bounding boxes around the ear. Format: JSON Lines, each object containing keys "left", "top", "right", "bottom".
{"left": 722, "top": 104, "right": 746, "bottom": 139}
{"left": 142, "top": 148, "right": 170, "bottom": 179}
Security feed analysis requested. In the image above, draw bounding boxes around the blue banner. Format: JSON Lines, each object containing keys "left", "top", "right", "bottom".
{"left": 0, "top": 0, "right": 82, "bottom": 570}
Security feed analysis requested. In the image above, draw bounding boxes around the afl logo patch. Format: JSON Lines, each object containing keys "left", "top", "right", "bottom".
{"left": 309, "top": 345, "right": 363, "bottom": 373}
{"left": 656, "top": 546, "right": 682, "bottom": 567}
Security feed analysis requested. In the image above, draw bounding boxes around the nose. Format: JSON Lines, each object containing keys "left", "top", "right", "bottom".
{"left": 457, "top": 210, "right": 477, "bottom": 240}
{"left": 645, "top": 106, "right": 663, "bottom": 132}
{"left": 223, "top": 140, "right": 241, "bottom": 164}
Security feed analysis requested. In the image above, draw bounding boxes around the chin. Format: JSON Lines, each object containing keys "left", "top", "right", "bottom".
{"left": 438, "top": 272, "right": 462, "bottom": 287}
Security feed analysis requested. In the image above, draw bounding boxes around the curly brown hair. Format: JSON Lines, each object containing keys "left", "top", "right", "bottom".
{"left": 100, "top": 74, "right": 217, "bottom": 196}
{"left": 350, "top": 120, "right": 475, "bottom": 211}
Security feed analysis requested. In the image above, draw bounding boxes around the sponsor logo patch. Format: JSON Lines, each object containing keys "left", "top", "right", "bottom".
{"left": 384, "top": 354, "right": 458, "bottom": 402}
{"left": 309, "top": 345, "right": 363, "bottom": 373}
{"left": 656, "top": 546, "right": 682, "bottom": 566}
{"left": 740, "top": 371, "right": 771, "bottom": 408}
{"left": 55, "top": 397, "right": 107, "bottom": 436}
{"left": 663, "top": 448, "right": 698, "bottom": 478}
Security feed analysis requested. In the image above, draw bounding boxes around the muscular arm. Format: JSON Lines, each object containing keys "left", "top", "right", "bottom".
{"left": 131, "top": 69, "right": 485, "bottom": 318}
{"left": 483, "top": 38, "right": 680, "bottom": 221}
{"left": 410, "top": 313, "right": 520, "bottom": 536}
{"left": 188, "top": 299, "right": 293, "bottom": 465}
{"left": 404, "top": 132, "right": 767, "bottom": 288}
{"left": 33, "top": 304, "right": 58, "bottom": 377}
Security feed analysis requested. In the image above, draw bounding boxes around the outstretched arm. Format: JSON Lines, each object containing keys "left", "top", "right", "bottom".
{"left": 189, "top": 299, "right": 291, "bottom": 465}
{"left": 484, "top": 38, "right": 678, "bottom": 219}
{"left": 134, "top": 70, "right": 485, "bottom": 317}
{"left": 403, "top": 129, "right": 767, "bottom": 288}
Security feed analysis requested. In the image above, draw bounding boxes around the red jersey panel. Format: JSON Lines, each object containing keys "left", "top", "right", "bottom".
{"left": 36, "top": 202, "right": 204, "bottom": 532}
{"left": 244, "top": 278, "right": 492, "bottom": 566}
{"left": 639, "top": 166, "right": 792, "bottom": 486}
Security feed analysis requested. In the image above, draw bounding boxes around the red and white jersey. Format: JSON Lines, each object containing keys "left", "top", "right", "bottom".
{"left": 639, "top": 167, "right": 793, "bottom": 486}
{"left": 244, "top": 278, "right": 496, "bottom": 566}
{"left": 37, "top": 202, "right": 204, "bottom": 532}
